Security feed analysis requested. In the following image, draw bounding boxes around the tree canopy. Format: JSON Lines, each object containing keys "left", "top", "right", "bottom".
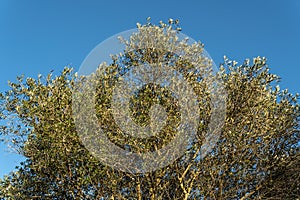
{"left": 0, "top": 19, "right": 299, "bottom": 199}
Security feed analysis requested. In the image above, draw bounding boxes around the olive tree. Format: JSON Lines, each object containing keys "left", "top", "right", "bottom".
{"left": 0, "top": 19, "right": 299, "bottom": 199}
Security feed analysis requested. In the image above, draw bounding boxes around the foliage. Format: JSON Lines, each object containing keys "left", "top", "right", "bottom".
{"left": 0, "top": 19, "right": 299, "bottom": 199}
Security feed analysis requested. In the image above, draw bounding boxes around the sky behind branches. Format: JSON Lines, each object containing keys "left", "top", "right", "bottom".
{"left": 0, "top": 0, "right": 299, "bottom": 178}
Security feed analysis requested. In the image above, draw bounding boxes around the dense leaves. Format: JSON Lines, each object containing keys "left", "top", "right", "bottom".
{"left": 0, "top": 20, "right": 299, "bottom": 199}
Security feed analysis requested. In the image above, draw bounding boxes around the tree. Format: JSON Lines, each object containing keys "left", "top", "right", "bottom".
{"left": 0, "top": 19, "right": 299, "bottom": 199}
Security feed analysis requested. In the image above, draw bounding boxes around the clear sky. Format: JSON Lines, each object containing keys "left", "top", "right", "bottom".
{"left": 0, "top": 0, "right": 299, "bottom": 178}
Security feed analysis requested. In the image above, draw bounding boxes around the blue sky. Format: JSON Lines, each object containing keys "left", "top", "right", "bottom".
{"left": 0, "top": 0, "right": 299, "bottom": 178}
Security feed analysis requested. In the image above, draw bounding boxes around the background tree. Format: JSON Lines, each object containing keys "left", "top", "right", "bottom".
{"left": 0, "top": 20, "right": 299, "bottom": 199}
